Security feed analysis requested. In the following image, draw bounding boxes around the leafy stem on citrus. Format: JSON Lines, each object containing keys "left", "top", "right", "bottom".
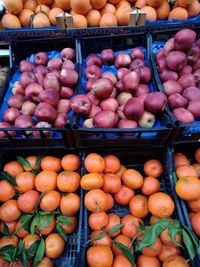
{"left": 112, "top": 240, "right": 135, "bottom": 267}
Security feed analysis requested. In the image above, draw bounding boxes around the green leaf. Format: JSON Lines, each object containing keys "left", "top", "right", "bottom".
{"left": 0, "top": 171, "right": 17, "bottom": 186}
{"left": 36, "top": 214, "right": 54, "bottom": 231}
{"left": 20, "top": 243, "right": 28, "bottom": 267}
{"left": 34, "top": 155, "right": 45, "bottom": 169}
{"left": 57, "top": 215, "right": 72, "bottom": 225}
{"left": 56, "top": 224, "right": 67, "bottom": 241}
{"left": 87, "top": 231, "right": 107, "bottom": 244}
{"left": 32, "top": 239, "right": 45, "bottom": 267}
{"left": 31, "top": 169, "right": 40, "bottom": 175}
{"left": 30, "top": 217, "right": 38, "bottom": 235}
{"left": 16, "top": 156, "right": 31, "bottom": 168}
{"left": 182, "top": 228, "right": 197, "bottom": 261}
{"left": 13, "top": 214, "right": 33, "bottom": 236}
{"left": 137, "top": 220, "right": 145, "bottom": 232}
{"left": 17, "top": 239, "right": 24, "bottom": 257}
{"left": 27, "top": 240, "right": 40, "bottom": 259}
{"left": 167, "top": 220, "right": 183, "bottom": 248}
{"left": 0, "top": 245, "right": 17, "bottom": 262}
{"left": 113, "top": 241, "right": 135, "bottom": 267}
{"left": 38, "top": 211, "right": 52, "bottom": 216}
{"left": 3, "top": 223, "right": 10, "bottom": 236}
{"left": 109, "top": 224, "right": 125, "bottom": 235}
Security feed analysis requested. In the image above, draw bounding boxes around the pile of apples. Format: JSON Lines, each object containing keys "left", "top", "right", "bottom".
{"left": 0, "top": 47, "right": 78, "bottom": 138}
{"left": 155, "top": 28, "right": 200, "bottom": 125}
{"left": 71, "top": 47, "right": 167, "bottom": 129}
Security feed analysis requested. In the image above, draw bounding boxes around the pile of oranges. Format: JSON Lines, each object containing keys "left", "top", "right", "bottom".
{"left": 0, "top": 153, "right": 81, "bottom": 266}
{"left": 2, "top": 0, "right": 200, "bottom": 29}
{"left": 174, "top": 147, "right": 200, "bottom": 238}
{"left": 82, "top": 152, "right": 192, "bottom": 267}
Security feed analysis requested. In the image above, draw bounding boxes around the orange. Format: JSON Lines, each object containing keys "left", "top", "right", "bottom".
{"left": 122, "top": 169, "right": 143, "bottom": 190}
{"left": 16, "top": 171, "right": 35, "bottom": 193}
{"left": 150, "top": 215, "right": 160, "bottom": 225}
{"left": 195, "top": 147, "right": 200, "bottom": 163}
{"left": 85, "top": 189, "right": 107, "bottom": 212}
{"left": 0, "top": 221, "right": 16, "bottom": 235}
{"left": 73, "top": 14, "right": 88, "bottom": 28}
{"left": 112, "top": 234, "right": 133, "bottom": 256}
{"left": 102, "top": 173, "right": 121, "bottom": 193}
{"left": 3, "top": 160, "right": 23, "bottom": 178}
{"left": 177, "top": 0, "right": 194, "bottom": 7}
{"left": 85, "top": 153, "right": 105, "bottom": 173}
{"left": 116, "top": 165, "right": 126, "bottom": 178}
{"left": 87, "top": 245, "right": 113, "bottom": 267}
{"left": 35, "top": 5, "right": 51, "bottom": 15}
{"left": 40, "top": 191, "right": 61, "bottom": 212}
{"left": 4, "top": 0, "right": 23, "bottom": 15}
{"left": 121, "top": 214, "right": 142, "bottom": 239}
{"left": 143, "top": 159, "right": 163, "bottom": 178}
{"left": 112, "top": 255, "right": 132, "bottom": 267}
{"left": 23, "top": 234, "right": 40, "bottom": 250}
{"left": 0, "top": 180, "right": 15, "bottom": 202}
{"left": 45, "top": 233, "right": 65, "bottom": 259}
{"left": 146, "top": 0, "right": 162, "bottom": 7}
{"left": 158, "top": 245, "right": 181, "bottom": 262}
{"left": 23, "top": 156, "right": 40, "bottom": 171}
{"left": 86, "top": 10, "right": 101, "bottom": 27}
{"left": 114, "top": 185, "right": 134, "bottom": 206}
{"left": 160, "top": 227, "right": 182, "bottom": 247}
{"left": 54, "top": 0, "right": 71, "bottom": 10}
{"left": 89, "top": 211, "right": 108, "bottom": 231}
{"left": 105, "top": 193, "right": 114, "bottom": 210}
{"left": 90, "top": 230, "right": 112, "bottom": 246}
{"left": 156, "top": 0, "right": 170, "bottom": 20}
{"left": 175, "top": 176, "right": 200, "bottom": 201}
{"left": 168, "top": 7, "right": 188, "bottom": 20}
{"left": 35, "top": 170, "right": 57, "bottom": 192}
{"left": 163, "top": 255, "right": 190, "bottom": 267}
{"left": 19, "top": 9, "right": 34, "bottom": 27}
{"left": 191, "top": 212, "right": 200, "bottom": 237}
{"left": 148, "top": 192, "right": 175, "bottom": 218}
{"left": 61, "top": 154, "right": 80, "bottom": 171}
{"left": 71, "top": 0, "right": 90, "bottom": 15}
{"left": 108, "top": 0, "right": 120, "bottom": 4}
{"left": 100, "top": 13, "right": 118, "bottom": 27}
{"left": 41, "top": 156, "right": 61, "bottom": 172}
{"left": 17, "top": 190, "right": 40, "bottom": 213}
{"left": 115, "top": 5, "right": 132, "bottom": 26}
{"left": 15, "top": 221, "right": 29, "bottom": 238}
{"left": 32, "top": 13, "right": 51, "bottom": 28}
{"left": 192, "top": 163, "right": 200, "bottom": 177}
{"left": 176, "top": 165, "right": 198, "bottom": 179}
{"left": 0, "top": 257, "right": 9, "bottom": 267}
{"left": 90, "top": 0, "right": 107, "bottom": 9}
{"left": 60, "top": 216, "right": 77, "bottom": 234}
{"left": 0, "top": 235, "right": 18, "bottom": 249}
{"left": 60, "top": 193, "right": 80, "bottom": 216}
{"left": 49, "top": 8, "right": 64, "bottom": 25}
{"left": 0, "top": 200, "right": 21, "bottom": 222}
{"left": 141, "top": 6, "right": 157, "bottom": 22}
{"left": 188, "top": 197, "right": 200, "bottom": 212}
{"left": 39, "top": 219, "right": 56, "bottom": 235}
{"left": 81, "top": 173, "right": 103, "bottom": 190}
{"left": 38, "top": 257, "right": 53, "bottom": 267}
{"left": 57, "top": 171, "right": 80, "bottom": 192}
{"left": 116, "top": 0, "right": 131, "bottom": 9}
{"left": 101, "top": 3, "right": 116, "bottom": 16}
{"left": 104, "top": 213, "right": 121, "bottom": 237}
{"left": 142, "top": 236, "right": 163, "bottom": 257}
{"left": 137, "top": 254, "right": 161, "bottom": 267}
{"left": 23, "top": 0, "right": 37, "bottom": 11}
{"left": 129, "top": 195, "right": 149, "bottom": 218}
{"left": 103, "top": 155, "right": 121, "bottom": 174}
{"left": 135, "top": 0, "right": 146, "bottom": 9}
{"left": 2, "top": 14, "right": 21, "bottom": 28}
{"left": 174, "top": 152, "right": 190, "bottom": 169}
{"left": 141, "top": 176, "right": 160, "bottom": 196}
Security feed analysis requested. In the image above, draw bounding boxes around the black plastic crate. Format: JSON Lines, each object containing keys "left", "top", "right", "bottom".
{"left": 150, "top": 26, "right": 200, "bottom": 144}
{"left": 80, "top": 147, "right": 197, "bottom": 267}
{"left": 0, "top": 37, "right": 81, "bottom": 148}
{"left": 0, "top": 147, "right": 84, "bottom": 267}
{"left": 72, "top": 33, "right": 173, "bottom": 148}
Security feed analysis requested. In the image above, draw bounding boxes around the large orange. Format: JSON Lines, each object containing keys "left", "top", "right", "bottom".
{"left": 114, "top": 185, "right": 134, "bottom": 206}
{"left": 0, "top": 200, "right": 21, "bottom": 222}
{"left": 87, "top": 245, "right": 113, "bottom": 267}
{"left": 195, "top": 148, "right": 200, "bottom": 163}
{"left": 156, "top": 0, "right": 170, "bottom": 20}
{"left": 168, "top": 7, "right": 188, "bottom": 20}
{"left": 143, "top": 159, "right": 163, "bottom": 178}
{"left": 40, "top": 191, "right": 61, "bottom": 212}
{"left": 129, "top": 195, "right": 149, "bottom": 218}
{"left": 112, "top": 234, "right": 133, "bottom": 256}
{"left": 2, "top": 14, "right": 21, "bottom": 28}
{"left": 71, "top": 0, "right": 90, "bottom": 15}
{"left": 142, "top": 237, "right": 163, "bottom": 257}
{"left": 158, "top": 245, "right": 181, "bottom": 262}
{"left": 73, "top": 14, "right": 88, "bottom": 28}
{"left": 102, "top": 174, "right": 121, "bottom": 193}
{"left": 122, "top": 169, "right": 143, "bottom": 189}
{"left": 163, "top": 255, "right": 190, "bottom": 267}
{"left": 115, "top": 5, "right": 132, "bottom": 26}
{"left": 191, "top": 212, "right": 200, "bottom": 237}
{"left": 0, "top": 221, "right": 16, "bottom": 235}
{"left": 61, "top": 154, "right": 80, "bottom": 171}
{"left": 174, "top": 152, "right": 190, "bottom": 169}
{"left": 175, "top": 176, "right": 200, "bottom": 201}
{"left": 0, "top": 180, "right": 15, "bottom": 202}
{"left": 54, "top": 0, "right": 71, "bottom": 10}
{"left": 103, "top": 155, "right": 121, "bottom": 174}
{"left": 23, "top": 0, "right": 37, "bottom": 11}
{"left": 81, "top": 173, "right": 103, "bottom": 190}
{"left": 89, "top": 211, "right": 108, "bottom": 231}
{"left": 60, "top": 216, "right": 77, "bottom": 234}
{"left": 16, "top": 171, "right": 35, "bottom": 193}
{"left": 85, "top": 189, "right": 107, "bottom": 212}
{"left": 188, "top": 197, "right": 200, "bottom": 212}
{"left": 35, "top": 170, "right": 57, "bottom": 192}
{"left": 15, "top": 221, "right": 29, "bottom": 238}
{"left": 23, "top": 234, "right": 40, "bottom": 250}
{"left": 37, "top": 257, "right": 53, "bottom": 267}
{"left": 160, "top": 227, "right": 182, "bottom": 247}
{"left": 85, "top": 153, "right": 105, "bottom": 173}
{"left": 104, "top": 213, "right": 121, "bottom": 237}
{"left": 187, "top": 0, "right": 200, "bottom": 18}
{"left": 3, "top": 160, "right": 23, "bottom": 178}
{"left": 35, "top": 5, "right": 51, "bottom": 15}
{"left": 90, "top": 0, "right": 106, "bottom": 9}
{"left": 0, "top": 235, "right": 18, "bottom": 249}
{"left": 141, "top": 176, "right": 160, "bottom": 196}
{"left": 17, "top": 190, "right": 40, "bottom": 213}
{"left": 176, "top": 165, "right": 198, "bottom": 179}
{"left": 45, "top": 233, "right": 65, "bottom": 259}
{"left": 41, "top": 156, "right": 61, "bottom": 172}
{"left": 39, "top": 219, "right": 56, "bottom": 235}
{"left": 112, "top": 255, "right": 132, "bottom": 267}
{"left": 137, "top": 254, "right": 161, "bottom": 267}
{"left": 60, "top": 193, "right": 80, "bottom": 216}
{"left": 49, "top": 8, "right": 64, "bottom": 25}
{"left": 4, "top": 0, "right": 23, "bottom": 15}
{"left": 19, "top": 9, "right": 34, "bottom": 27}
{"left": 101, "top": 3, "right": 116, "bottom": 16}
{"left": 86, "top": 10, "right": 101, "bottom": 27}
{"left": 57, "top": 171, "right": 80, "bottom": 192}
{"left": 100, "top": 13, "right": 118, "bottom": 27}
{"left": 148, "top": 192, "right": 175, "bottom": 218}
{"left": 121, "top": 214, "right": 142, "bottom": 239}
{"left": 90, "top": 230, "right": 112, "bottom": 246}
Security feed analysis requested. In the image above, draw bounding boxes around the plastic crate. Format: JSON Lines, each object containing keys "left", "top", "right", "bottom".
{"left": 150, "top": 26, "right": 200, "bottom": 144}
{"left": 168, "top": 143, "right": 200, "bottom": 266}
{"left": 0, "top": 147, "right": 84, "bottom": 267}
{"left": 80, "top": 147, "right": 197, "bottom": 267}
{"left": 72, "top": 33, "right": 173, "bottom": 148}
{"left": 0, "top": 37, "right": 81, "bottom": 148}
